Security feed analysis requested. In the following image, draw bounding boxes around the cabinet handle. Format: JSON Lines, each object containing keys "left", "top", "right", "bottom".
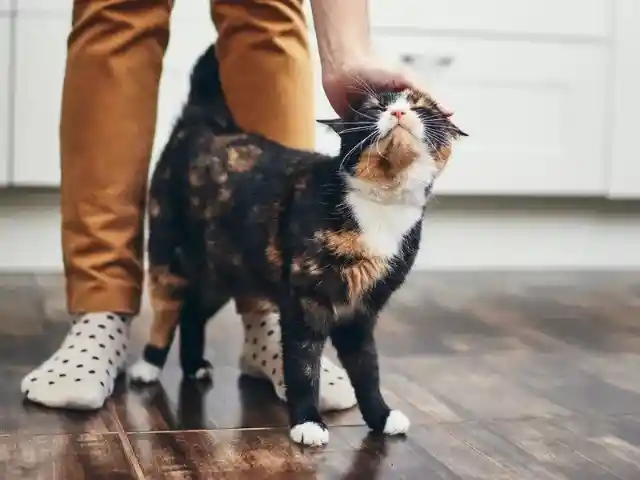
{"left": 400, "top": 54, "right": 454, "bottom": 68}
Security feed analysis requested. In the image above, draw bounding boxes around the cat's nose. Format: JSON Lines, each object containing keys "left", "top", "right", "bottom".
{"left": 391, "top": 110, "right": 405, "bottom": 119}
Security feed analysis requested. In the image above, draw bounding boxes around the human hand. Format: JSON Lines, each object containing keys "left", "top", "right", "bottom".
{"left": 321, "top": 54, "right": 452, "bottom": 118}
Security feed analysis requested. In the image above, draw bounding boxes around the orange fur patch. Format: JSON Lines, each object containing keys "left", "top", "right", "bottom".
{"left": 403, "top": 88, "right": 438, "bottom": 110}
{"left": 342, "top": 258, "right": 389, "bottom": 299}
{"left": 354, "top": 127, "right": 421, "bottom": 185}
{"left": 317, "top": 230, "right": 365, "bottom": 257}
{"left": 235, "top": 296, "right": 277, "bottom": 315}
{"left": 434, "top": 144, "right": 452, "bottom": 170}
{"left": 148, "top": 266, "right": 189, "bottom": 348}
{"left": 316, "top": 230, "right": 390, "bottom": 299}
{"left": 266, "top": 241, "right": 283, "bottom": 268}
{"left": 227, "top": 145, "right": 262, "bottom": 172}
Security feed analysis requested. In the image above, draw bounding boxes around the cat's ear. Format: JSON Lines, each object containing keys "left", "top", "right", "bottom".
{"left": 449, "top": 120, "right": 468, "bottom": 139}
{"left": 317, "top": 118, "right": 346, "bottom": 135}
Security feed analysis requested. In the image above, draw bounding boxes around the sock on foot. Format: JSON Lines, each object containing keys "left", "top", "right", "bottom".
{"left": 21, "top": 312, "right": 130, "bottom": 410}
{"left": 239, "top": 313, "right": 357, "bottom": 412}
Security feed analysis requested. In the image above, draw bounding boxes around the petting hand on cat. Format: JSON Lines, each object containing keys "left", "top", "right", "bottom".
{"left": 321, "top": 56, "right": 429, "bottom": 118}
{"left": 310, "top": 0, "right": 452, "bottom": 118}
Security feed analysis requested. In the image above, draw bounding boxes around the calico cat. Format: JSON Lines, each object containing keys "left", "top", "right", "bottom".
{"left": 134, "top": 44, "right": 466, "bottom": 447}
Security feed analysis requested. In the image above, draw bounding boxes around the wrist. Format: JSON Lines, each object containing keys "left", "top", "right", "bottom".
{"left": 320, "top": 43, "right": 370, "bottom": 81}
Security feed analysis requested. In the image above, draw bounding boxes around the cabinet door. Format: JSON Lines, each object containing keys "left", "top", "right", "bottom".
{"left": 14, "top": 1, "right": 69, "bottom": 14}
{"left": 366, "top": 35, "right": 609, "bottom": 196}
{"left": 13, "top": 16, "right": 69, "bottom": 186}
{"left": 608, "top": 0, "right": 640, "bottom": 199}
{"left": 368, "top": 0, "right": 610, "bottom": 38}
{"left": 0, "top": 16, "right": 11, "bottom": 185}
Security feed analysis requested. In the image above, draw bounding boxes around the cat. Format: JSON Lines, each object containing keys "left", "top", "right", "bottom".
{"left": 133, "top": 44, "right": 466, "bottom": 447}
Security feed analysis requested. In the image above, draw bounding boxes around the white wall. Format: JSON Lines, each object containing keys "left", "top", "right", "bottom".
{"left": 2, "top": 189, "right": 639, "bottom": 272}
{"left": 1, "top": 0, "right": 639, "bottom": 273}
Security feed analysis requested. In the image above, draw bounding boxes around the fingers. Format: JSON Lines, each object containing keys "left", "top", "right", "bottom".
{"left": 323, "top": 58, "right": 455, "bottom": 119}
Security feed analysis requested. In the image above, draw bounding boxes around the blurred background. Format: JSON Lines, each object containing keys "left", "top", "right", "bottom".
{"left": 0, "top": 0, "right": 638, "bottom": 273}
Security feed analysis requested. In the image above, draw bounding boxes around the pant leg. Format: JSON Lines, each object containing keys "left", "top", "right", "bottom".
{"left": 60, "top": 0, "right": 172, "bottom": 315}
{"left": 211, "top": 0, "right": 315, "bottom": 315}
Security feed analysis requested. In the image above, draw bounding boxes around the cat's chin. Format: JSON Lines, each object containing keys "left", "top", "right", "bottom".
{"left": 386, "top": 126, "right": 423, "bottom": 152}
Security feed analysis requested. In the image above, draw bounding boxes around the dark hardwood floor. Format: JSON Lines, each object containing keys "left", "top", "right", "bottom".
{"left": 1, "top": 271, "right": 640, "bottom": 479}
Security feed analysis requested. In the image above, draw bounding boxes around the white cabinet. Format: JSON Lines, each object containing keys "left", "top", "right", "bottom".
{"left": 368, "top": 0, "right": 610, "bottom": 38}
{"left": 14, "top": 1, "right": 69, "bottom": 14}
{"left": 382, "top": 36, "right": 608, "bottom": 196}
{"left": 12, "top": 16, "right": 69, "bottom": 186}
{"left": 0, "top": 1, "right": 12, "bottom": 12}
{"left": 5, "top": 0, "right": 638, "bottom": 199}
{"left": 0, "top": 16, "right": 11, "bottom": 185}
{"left": 10, "top": 0, "right": 216, "bottom": 184}
{"left": 608, "top": 0, "right": 640, "bottom": 199}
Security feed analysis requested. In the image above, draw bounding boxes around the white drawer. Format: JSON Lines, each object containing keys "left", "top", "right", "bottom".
{"left": 369, "top": 0, "right": 611, "bottom": 38}
{"left": 15, "top": 0, "right": 209, "bottom": 17}
{"left": 313, "top": 35, "right": 609, "bottom": 196}
{"left": 304, "top": 0, "right": 611, "bottom": 39}
{"left": 21, "top": 0, "right": 611, "bottom": 39}
{"left": 10, "top": 13, "right": 214, "bottom": 186}
{"left": 15, "top": 0, "right": 67, "bottom": 14}
{"left": 12, "top": 16, "right": 70, "bottom": 186}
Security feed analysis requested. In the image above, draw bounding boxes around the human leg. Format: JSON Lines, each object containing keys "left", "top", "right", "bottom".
{"left": 22, "top": 0, "right": 171, "bottom": 410}
{"left": 211, "top": 0, "right": 355, "bottom": 412}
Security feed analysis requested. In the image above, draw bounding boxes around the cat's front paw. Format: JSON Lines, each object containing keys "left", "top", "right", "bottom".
{"left": 185, "top": 359, "right": 214, "bottom": 382}
{"left": 382, "top": 410, "right": 410, "bottom": 436}
{"left": 289, "top": 421, "right": 330, "bottom": 447}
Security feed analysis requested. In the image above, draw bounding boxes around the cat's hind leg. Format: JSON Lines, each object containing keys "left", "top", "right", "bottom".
{"left": 179, "top": 289, "right": 229, "bottom": 381}
{"left": 128, "top": 264, "right": 187, "bottom": 384}
{"left": 129, "top": 182, "right": 188, "bottom": 384}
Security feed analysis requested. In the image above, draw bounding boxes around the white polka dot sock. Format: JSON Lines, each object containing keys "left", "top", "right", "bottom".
{"left": 21, "top": 312, "right": 130, "bottom": 410}
{"left": 239, "top": 313, "right": 357, "bottom": 412}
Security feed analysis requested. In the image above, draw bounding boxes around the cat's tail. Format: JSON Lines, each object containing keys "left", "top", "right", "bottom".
{"left": 186, "top": 44, "right": 240, "bottom": 134}
{"left": 187, "top": 44, "right": 223, "bottom": 106}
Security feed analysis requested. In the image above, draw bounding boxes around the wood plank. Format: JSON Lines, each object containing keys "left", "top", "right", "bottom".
{"left": 0, "top": 433, "right": 138, "bottom": 479}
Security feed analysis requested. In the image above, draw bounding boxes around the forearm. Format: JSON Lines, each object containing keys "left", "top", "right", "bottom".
{"left": 310, "top": 0, "right": 371, "bottom": 72}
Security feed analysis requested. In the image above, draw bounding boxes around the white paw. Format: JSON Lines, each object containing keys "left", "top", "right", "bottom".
{"left": 194, "top": 364, "right": 214, "bottom": 381}
{"left": 128, "top": 358, "right": 162, "bottom": 384}
{"left": 383, "top": 410, "right": 410, "bottom": 436}
{"left": 289, "top": 422, "right": 330, "bottom": 447}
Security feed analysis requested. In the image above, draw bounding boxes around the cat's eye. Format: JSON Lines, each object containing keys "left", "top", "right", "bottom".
{"left": 412, "top": 106, "right": 438, "bottom": 117}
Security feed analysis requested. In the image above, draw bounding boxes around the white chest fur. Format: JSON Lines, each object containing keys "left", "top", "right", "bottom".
{"left": 346, "top": 190, "right": 423, "bottom": 259}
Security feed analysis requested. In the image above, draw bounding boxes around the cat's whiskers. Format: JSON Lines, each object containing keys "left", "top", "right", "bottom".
{"left": 337, "top": 126, "right": 375, "bottom": 135}
{"left": 339, "top": 130, "right": 378, "bottom": 171}
{"left": 348, "top": 105, "right": 378, "bottom": 122}
{"left": 421, "top": 133, "right": 440, "bottom": 163}
{"left": 424, "top": 125, "right": 452, "bottom": 148}
{"left": 345, "top": 72, "right": 379, "bottom": 100}
{"left": 346, "top": 85, "right": 377, "bottom": 100}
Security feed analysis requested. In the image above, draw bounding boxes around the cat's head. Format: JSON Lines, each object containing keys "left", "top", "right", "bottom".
{"left": 319, "top": 89, "right": 467, "bottom": 193}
